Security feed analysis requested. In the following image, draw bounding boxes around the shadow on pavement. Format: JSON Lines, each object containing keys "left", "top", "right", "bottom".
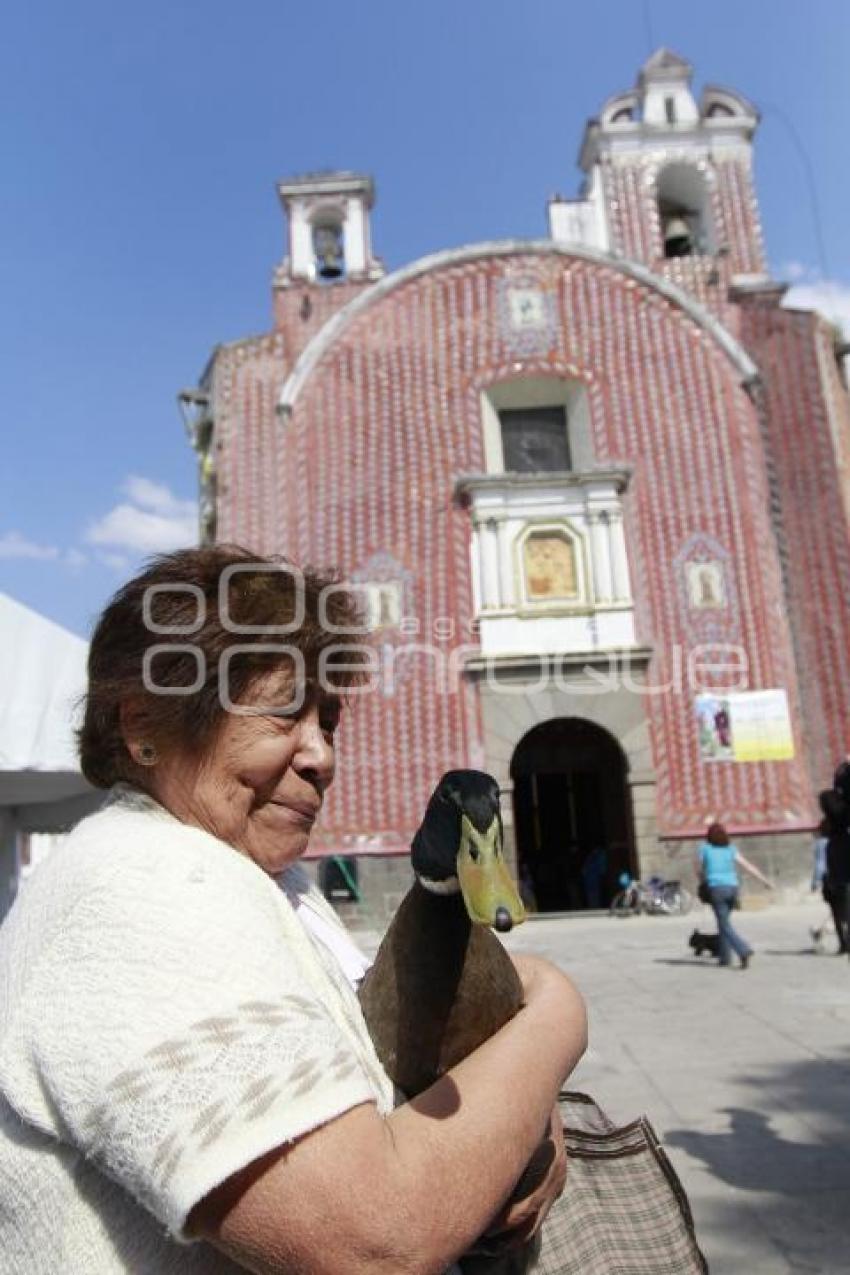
{"left": 664, "top": 1054, "right": 850, "bottom": 1269}
{"left": 666, "top": 1106, "right": 845, "bottom": 1195}
{"left": 666, "top": 1053, "right": 850, "bottom": 1176}
{"left": 759, "top": 948, "right": 833, "bottom": 957}
{"left": 665, "top": 1061, "right": 850, "bottom": 1272}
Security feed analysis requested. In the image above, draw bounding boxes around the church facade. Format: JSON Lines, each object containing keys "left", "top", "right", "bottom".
{"left": 183, "top": 50, "right": 850, "bottom": 915}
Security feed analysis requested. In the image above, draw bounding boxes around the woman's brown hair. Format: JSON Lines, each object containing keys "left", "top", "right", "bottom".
{"left": 78, "top": 544, "right": 365, "bottom": 788}
{"left": 706, "top": 822, "right": 730, "bottom": 847}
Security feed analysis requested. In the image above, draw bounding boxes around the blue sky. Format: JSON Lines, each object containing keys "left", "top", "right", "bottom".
{"left": 2, "top": 0, "right": 848, "bottom": 638}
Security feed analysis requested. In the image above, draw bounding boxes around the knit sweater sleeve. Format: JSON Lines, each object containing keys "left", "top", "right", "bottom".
{"left": 0, "top": 812, "right": 380, "bottom": 1242}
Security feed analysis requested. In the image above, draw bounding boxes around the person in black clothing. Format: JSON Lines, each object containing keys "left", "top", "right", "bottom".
{"left": 818, "top": 762, "right": 850, "bottom": 956}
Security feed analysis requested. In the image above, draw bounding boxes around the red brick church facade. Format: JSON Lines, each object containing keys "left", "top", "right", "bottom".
{"left": 184, "top": 50, "right": 850, "bottom": 911}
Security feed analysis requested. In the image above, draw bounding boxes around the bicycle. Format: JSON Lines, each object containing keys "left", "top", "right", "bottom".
{"left": 609, "top": 875, "right": 694, "bottom": 918}
{"left": 654, "top": 878, "right": 694, "bottom": 916}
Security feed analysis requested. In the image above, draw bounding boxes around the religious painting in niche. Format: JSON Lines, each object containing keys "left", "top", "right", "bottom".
{"left": 363, "top": 581, "right": 402, "bottom": 631}
{"left": 523, "top": 532, "right": 578, "bottom": 601}
{"left": 497, "top": 277, "right": 557, "bottom": 355}
{"left": 507, "top": 288, "right": 547, "bottom": 332}
{"left": 686, "top": 560, "right": 725, "bottom": 610}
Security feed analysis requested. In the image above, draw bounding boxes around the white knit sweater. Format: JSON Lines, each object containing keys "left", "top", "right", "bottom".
{"left": 0, "top": 787, "right": 394, "bottom": 1272}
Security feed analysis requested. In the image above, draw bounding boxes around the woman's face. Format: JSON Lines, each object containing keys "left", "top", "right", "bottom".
{"left": 147, "top": 673, "right": 340, "bottom": 874}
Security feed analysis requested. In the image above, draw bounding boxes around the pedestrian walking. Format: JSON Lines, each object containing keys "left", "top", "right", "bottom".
{"left": 811, "top": 819, "right": 829, "bottom": 893}
{"left": 696, "top": 822, "right": 773, "bottom": 969}
{"left": 823, "top": 859, "right": 850, "bottom": 956}
{"left": 809, "top": 817, "right": 839, "bottom": 953}
{"left": 819, "top": 764, "right": 850, "bottom": 955}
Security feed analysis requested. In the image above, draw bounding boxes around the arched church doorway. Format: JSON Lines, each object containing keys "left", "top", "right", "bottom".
{"left": 511, "top": 718, "right": 635, "bottom": 912}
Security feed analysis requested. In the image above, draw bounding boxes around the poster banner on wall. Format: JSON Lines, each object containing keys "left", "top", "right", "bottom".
{"left": 696, "top": 689, "right": 795, "bottom": 763}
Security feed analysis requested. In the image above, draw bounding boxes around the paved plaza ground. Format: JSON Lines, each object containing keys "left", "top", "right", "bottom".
{"left": 361, "top": 898, "right": 850, "bottom": 1274}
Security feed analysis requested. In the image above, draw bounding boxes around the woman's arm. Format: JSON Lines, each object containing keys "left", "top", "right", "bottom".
{"left": 736, "top": 850, "right": 773, "bottom": 889}
{"left": 188, "top": 956, "right": 586, "bottom": 1275}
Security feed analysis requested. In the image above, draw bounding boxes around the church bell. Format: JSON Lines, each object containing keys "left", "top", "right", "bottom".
{"left": 313, "top": 223, "right": 344, "bottom": 279}
{"left": 663, "top": 214, "right": 694, "bottom": 258}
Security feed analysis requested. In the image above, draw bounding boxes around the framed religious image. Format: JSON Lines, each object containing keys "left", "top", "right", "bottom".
{"left": 522, "top": 531, "right": 579, "bottom": 601}
{"left": 686, "top": 560, "right": 725, "bottom": 609}
{"left": 507, "top": 287, "right": 547, "bottom": 332}
{"left": 363, "top": 581, "right": 402, "bottom": 631}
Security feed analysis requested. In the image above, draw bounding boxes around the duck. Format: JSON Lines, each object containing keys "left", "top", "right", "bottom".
{"left": 358, "top": 769, "right": 527, "bottom": 1099}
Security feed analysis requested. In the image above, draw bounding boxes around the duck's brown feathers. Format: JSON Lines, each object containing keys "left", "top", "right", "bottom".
{"left": 358, "top": 880, "right": 523, "bottom": 1097}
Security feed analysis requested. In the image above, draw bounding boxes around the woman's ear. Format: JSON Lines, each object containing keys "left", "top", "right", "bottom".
{"left": 119, "top": 700, "right": 158, "bottom": 767}
{"left": 118, "top": 699, "right": 141, "bottom": 749}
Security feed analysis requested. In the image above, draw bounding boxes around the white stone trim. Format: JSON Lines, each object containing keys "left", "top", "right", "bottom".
{"left": 456, "top": 469, "right": 639, "bottom": 659}
{"left": 278, "top": 240, "right": 759, "bottom": 415}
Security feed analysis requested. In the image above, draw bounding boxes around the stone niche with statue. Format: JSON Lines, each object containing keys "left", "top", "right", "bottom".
{"left": 455, "top": 468, "right": 640, "bottom": 660}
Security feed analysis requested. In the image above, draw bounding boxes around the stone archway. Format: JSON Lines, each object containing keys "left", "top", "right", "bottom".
{"left": 510, "top": 718, "right": 636, "bottom": 912}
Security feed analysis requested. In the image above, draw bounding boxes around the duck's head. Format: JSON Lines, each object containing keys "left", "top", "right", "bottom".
{"left": 411, "top": 770, "right": 526, "bottom": 932}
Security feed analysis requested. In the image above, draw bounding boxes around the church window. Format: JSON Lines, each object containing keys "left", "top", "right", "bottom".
{"left": 499, "top": 406, "right": 570, "bottom": 474}
{"left": 611, "top": 106, "right": 633, "bottom": 124}
{"left": 481, "top": 377, "right": 593, "bottom": 475}
{"left": 706, "top": 102, "right": 734, "bottom": 118}
{"left": 664, "top": 96, "right": 677, "bottom": 125}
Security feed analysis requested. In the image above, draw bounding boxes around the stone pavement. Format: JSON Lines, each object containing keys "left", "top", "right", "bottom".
{"left": 504, "top": 900, "right": 850, "bottom": 1275}
{"left": 359, "top": 897, "right": 850, "bottom": 1274}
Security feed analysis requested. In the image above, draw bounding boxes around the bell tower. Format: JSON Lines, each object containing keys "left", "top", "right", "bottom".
{"left": 272, "top": 170, "right": 385, "bottom": 355}
{"left": 275, "top": 171, "right": 384, "bottom": 286}
{"left": 549, "top": 49, "right": 770, "bottom": 293}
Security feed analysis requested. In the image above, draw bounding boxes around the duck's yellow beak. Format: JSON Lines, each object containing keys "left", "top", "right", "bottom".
{"left": 457, "top": 813, "right": 526, "bottom": 932}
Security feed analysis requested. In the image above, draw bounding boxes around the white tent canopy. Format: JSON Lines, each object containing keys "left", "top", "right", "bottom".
{"left": 0, "top": 594, "right": 99, "bottom": 917}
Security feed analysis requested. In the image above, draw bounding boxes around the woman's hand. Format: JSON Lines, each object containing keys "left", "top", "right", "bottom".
{"left": 474, "top": 1102, "right": 567, "bottom": 1253}
{"left": 460, "top": 953, "right": 578, "bottom": 1255}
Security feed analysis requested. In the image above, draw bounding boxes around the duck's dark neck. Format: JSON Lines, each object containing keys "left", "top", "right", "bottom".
{"left": 402, "top": 878, "right": 472, "bottom": 991}
{"left": 411, "top": 877, "right": 470, "bottom": 924}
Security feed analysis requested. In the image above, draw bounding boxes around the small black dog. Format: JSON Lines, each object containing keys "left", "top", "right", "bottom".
{"left": 689, "top": 929, "right": 720, "bottom": 958}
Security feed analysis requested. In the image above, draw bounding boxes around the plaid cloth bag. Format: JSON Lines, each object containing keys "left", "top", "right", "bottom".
{"left": 461, "top": 1092, "right": 707, "bottom": 1275}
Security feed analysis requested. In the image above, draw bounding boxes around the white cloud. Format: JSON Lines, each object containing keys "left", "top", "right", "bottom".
{"left": 780, "top": 264, "right": 850, "bottom": 336}
{"left": 0, "top": 531, "right": 60, "bottom": 561}
{"left": 0, "top": 476, "right": 195, "bottom": 574}
{"left": 779, "top": 260, "right": 808, "bottom": 283}
{"left": 122, "top": 476, "right": 188, "bottom": 516}
{"left": 96, "top": 550, "right": 131, "bottom": 571}
{"left": 85, "top": 476, "right": 198, "bottom": 555}
{"left": 0, "top": 534, "right": 88, "bottom": 569}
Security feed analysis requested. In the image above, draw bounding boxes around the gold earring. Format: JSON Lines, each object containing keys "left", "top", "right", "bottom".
{"left": 137, "top": 743, "right": 158, "bottom": 766}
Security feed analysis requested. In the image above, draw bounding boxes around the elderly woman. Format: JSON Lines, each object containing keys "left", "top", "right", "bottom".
{"left": 0, "top": 545, "right": 586, "bottom": 1274}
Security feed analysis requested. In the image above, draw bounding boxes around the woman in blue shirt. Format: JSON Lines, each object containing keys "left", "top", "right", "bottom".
{"left": 697, "top": 822, "right": 773, "bottom": 968}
